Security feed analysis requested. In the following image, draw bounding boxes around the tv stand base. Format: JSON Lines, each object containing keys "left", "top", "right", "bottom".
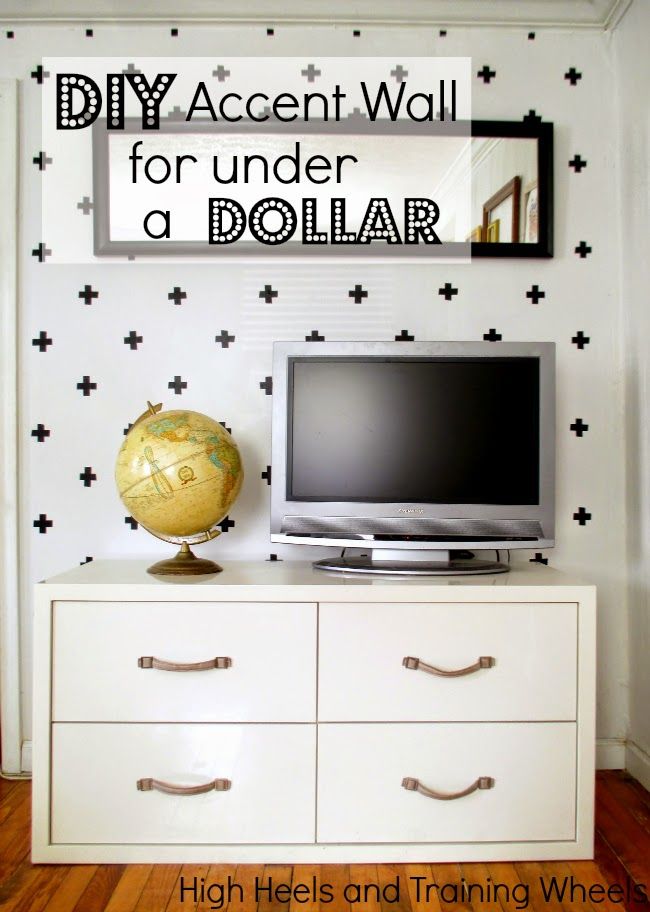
{"left": 313, "top": 549, "right": 510, "bottom": 576}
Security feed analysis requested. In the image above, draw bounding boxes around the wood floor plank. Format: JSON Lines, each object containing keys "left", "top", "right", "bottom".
{"left": 318, "top": 865, "right": 350, "bottom": 912}
{"left": 134, "top": 865, "right": 181, "bottom": 912}
{"left": 9, "top": 864, "right": 70, "bottom": 912}
{"left": 430, "top": 863, "right": 472, "bottom": 912}
{"left": 599, "top": 771, "right": 650, "bottom": 839}
{"left": 289, "top": 865, "right": 321, "bottom": 912}
{"left": 164, "top": 864, "right": 211, "bottom": 912}
{"left": 42, "top": 866, "right": 98, "bottom": 912}
{"left": 230, "top": 864, "right": 266, "bottom": 912}
{"left": 567, "top": 860, "right": 630, "bottom": 912}
{"left": 403, "top": 864, "right": 442, "bottom": 912}
{"left": 459, "top": 862, "right": 499, "bottom": 912}
{"left": 72, "top": 865, "right": 127, "bottom": 912}
{"left": 377, "top": 864, "right": 409, "bottom": 912}
{"left": 515, "top": 862, "right": 565, "bottom": 912}
{"left": 102, "top": 865, "right": 153, "bottom": 912}
{"left": 596, "top": 781, "right": 650, "bottom": 887}
{"left": 196, "top": 865, "right": 239, "bottom": 912}
{"left": 256, "top": 865, "right": 294, "bottom": 912}
{"left": 0, "top": 857, "right": 47, "bottom": 910}
{"left": 486, "top": 861, "right": 540, "bottom": 912}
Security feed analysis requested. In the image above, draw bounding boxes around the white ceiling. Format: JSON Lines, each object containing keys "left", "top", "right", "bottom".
{"left": 0, "top": 0, "right": 632, "bottom": 29}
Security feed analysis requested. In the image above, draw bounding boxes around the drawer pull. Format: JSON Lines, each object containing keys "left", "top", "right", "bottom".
{"left": 137, "top": 777, "right": 231, "bottom": 795}
{"left": 402, "top": 655, "right": 495, "bottom": 677}
{"left": 401, "top": 775, "right": 495, "bottom": 801}
{"left": 137, "top": 656, "right": 232, "bottom": 672}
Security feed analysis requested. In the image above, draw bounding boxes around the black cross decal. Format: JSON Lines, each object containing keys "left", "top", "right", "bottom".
{"left": 390, "top": 64, "right": 408, "bottom": 83}
{"left": 124, "top": 331, "right": 143, "bottom": 350}
{"left": 32, "top": 331, "right": 52, "bottom": 352}
{"left": 529, "top": 553, "right": 548, "bottom": 565}
{"left": 78, "top": 284, "right": 99, "bottom": 305}
{"left": 395, "top": 330, "right": 414, "bottom": 341}
{"left": 564, "top": 67, "right": 582, "bottom": 86}
{"left": 34, "top": 513, "right": 53, "bottom": 534}
{"left": 349, "top": 284, "right": 368, "bottom": 303}
{"left": 219, "top": 421, "right": 232, "bottom": 434}
{"left": 77, "top": 196, "right": 93, "bottom": 214}
{"left": 528, "top": 32, "right": 536, "bottom": 40}
{"left": 301, "top": 63, "right": 321, "bottom": 82}
{"left": 31, "top": 64, "right": 49, "bottom": 84}
{"left": 219, "top": 516, "right": 235, "bottom": 533}
{"left": 31, "top": 424, "right": 50, "bottom": 442}
{"left": 262, "top": 465, "right": 272, "bottom": 485}
{"left": 267, "top": 28, "right": 274, "bottom": 35}
{"left": 439, "top": 29, "right": 447, "bottom": 36}
{"left": 572, "top": 331, "right": 590, "bottom": 349}
{"left": 216, "top": 330, "right": 235, "bottom": 348}
{"left": 305, "top": 330, "right": 325, "bottom": 341}
{"left": 168, "top": 375, "right": 187, "bottom": 395}
{"left": 79, "top": 466, "right": 97, "bottom": 487}
{"left": 260, "top": 376, "right": 273, "bottom": 395}
{"left": 353, "top": 29, "right": 361, "bottom": 36}
{"left": 575, "top": 241, "right": 592, "bottom": 258}
{"left": 80, "top": 556, "right": 93, "bottom": 564}
{"left": 526, "top": 285, "right": 545, "bottom": 304}
{"left": 6, "top": 30, "right": 14, "bottom": 38}
{"left": 167, "top": 106, "right": 187, "bottom": 121}
{"left": 212, "top": 65, "right": 230, "bottom": 81}
{"left": 439, "top": 282, "right": 458, "bottom": 301}
{"left": 86, "top": 28, "right": 93, "bottom": 36}
{"left": 124, "top": 516, "right": 138, "bottom": 530}
{"left": 477, "top": 65, "right": 496, "bottom": 83}
{"left": 267, "top": 553, "right": 282, "bottom": 561}
{"left": 523, "top": 109, "right": 542, "bottom": 124}
{"left": 33, "top": 151, "right": 52, "bottom": 171}
{"left": 573, "top": 507, "right": 592, "bottom": 525}
{"left": 259, "top": 285, "right": 278, "bottom": 303}
{"left": 436, "top": 106, "right": 453, "bottom": 121}
{"left": 569, "top": 155, "right": 587, "bottom": 173}
{"left": 122, "top": 63, "right": 142, "bottom": 75}
{"left": 483, "top": 328, "right": 502, "bottom": 341}
{"left": 170, "top": 27, "right": 178, "bottom": 36}
{"left": 32, "top": 242, "right": 51, "bottom": 262}
{"left": 77, "top": 375, "right": 97, "bottom": 396}
{"left": 168, "top": 286, "right": 187, "bottom": 305}
{"left": 570, "top": 418, "right": 589, "bottom": 437}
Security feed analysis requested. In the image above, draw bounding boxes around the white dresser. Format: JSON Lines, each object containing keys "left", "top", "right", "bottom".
{"left": 32, "top": 560, "right": 596, "bottom": 863}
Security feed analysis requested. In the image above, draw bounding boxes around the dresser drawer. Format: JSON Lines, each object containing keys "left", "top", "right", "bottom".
{"left": 52, "top": 601, "right": 316, "bottom": 722}
{"left": 317, "top": 722, "right": 576, "bottom": 844}
{"left": 318, "top": 601, "right": 577, "bottom": 721}
{"left": 51, "top": 723, "right": 316, "bottom": 844}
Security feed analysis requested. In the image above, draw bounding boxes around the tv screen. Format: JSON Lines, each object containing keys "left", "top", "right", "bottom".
{"left": 288, "top": 358, "right": 540, "bottom": 505}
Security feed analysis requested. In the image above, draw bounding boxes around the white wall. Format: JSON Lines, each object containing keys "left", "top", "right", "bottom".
{"left": 613, "top": 0, "right": 650, "bottom": 790}
{"left": 0, "top": 22, "right": 629, "bottom": 763}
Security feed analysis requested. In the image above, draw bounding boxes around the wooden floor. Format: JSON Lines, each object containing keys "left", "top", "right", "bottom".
{"left": 0, "top": 771, "right": 648, "bottom": 912}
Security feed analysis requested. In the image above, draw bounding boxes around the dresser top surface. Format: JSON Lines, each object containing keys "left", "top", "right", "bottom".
{"left": 39, "top": 559, "right": 593, "bottom": 598}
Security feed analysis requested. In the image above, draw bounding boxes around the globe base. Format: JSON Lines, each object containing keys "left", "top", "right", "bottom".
{"left": 147, "top": 542, "right": 222, "bottom": 576}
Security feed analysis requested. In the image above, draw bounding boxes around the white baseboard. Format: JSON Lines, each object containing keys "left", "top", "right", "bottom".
{"left": 626, "top": 740, "right": 650, "bottom": 791}
{"left": 596, "top": 737, "right": 626, "bottom": 769}
{"left": 21, "top": 740, "right": 32, "bottom": 774}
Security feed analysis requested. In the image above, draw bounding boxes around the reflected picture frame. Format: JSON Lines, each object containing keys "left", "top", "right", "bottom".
{"left": 470, "top": 119, "right": 553, "bottom": 258}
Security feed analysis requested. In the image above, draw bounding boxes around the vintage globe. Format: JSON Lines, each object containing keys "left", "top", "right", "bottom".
{"left": 115, "top": 402, "right": 244, "bottom": 575}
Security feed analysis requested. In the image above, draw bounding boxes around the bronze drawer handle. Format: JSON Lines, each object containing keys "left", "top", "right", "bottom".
{"left": 402, "top": 655, "right": 495, "bottom": 677}
{"left": 137, "top": 777, "right": 231, "bottom": 795}
{"left": 138, "top": 656, "right": 232, "bottom": 672}
{"left": 402, "top": 776, "right": 495, "bottom": 801}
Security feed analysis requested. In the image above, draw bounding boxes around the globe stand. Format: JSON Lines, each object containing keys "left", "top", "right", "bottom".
{"left": 147, "top": 541, "right": 222, "bottom": 576}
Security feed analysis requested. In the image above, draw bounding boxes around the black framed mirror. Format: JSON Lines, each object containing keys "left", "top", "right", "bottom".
{"left": 470, "top": 119, "right": 553, "bottom": 258}
{"left": 92, "top": 116, "right": 553, "bottom": 258}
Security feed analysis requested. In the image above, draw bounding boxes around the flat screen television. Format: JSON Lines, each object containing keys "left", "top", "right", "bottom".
{"left": 271, "top": 341, "right": 555, "bottom": 574}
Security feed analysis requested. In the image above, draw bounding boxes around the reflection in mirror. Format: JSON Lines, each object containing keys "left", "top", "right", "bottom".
{"left": 471, "top": 138, "right": 537, "bottom": 243}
